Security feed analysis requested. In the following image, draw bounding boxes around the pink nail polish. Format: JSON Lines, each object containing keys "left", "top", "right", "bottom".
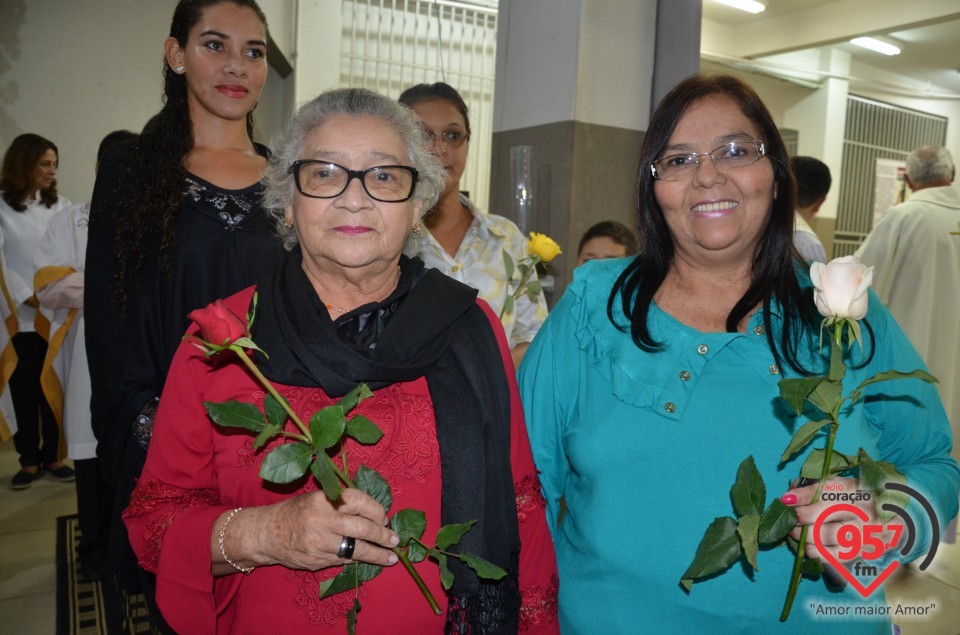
{"left": 780, "top": 493, "right": 798, "bottom": 505}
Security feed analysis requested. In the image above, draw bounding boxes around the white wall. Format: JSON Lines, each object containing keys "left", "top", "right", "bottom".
{"left": 260, "top": 0, "right": 295, "bottom": 60}
{"left": 849, "top": 61, "right": 960, "bottom": 160}
{"left": 0, "top": 0, "right": 179, "bottom": 201}
{"left": 0, "top": 0, "right": 294, "bottom": 203}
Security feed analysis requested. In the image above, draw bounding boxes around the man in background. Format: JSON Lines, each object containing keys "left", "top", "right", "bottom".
{"left": 792, "top": 156, "right": 831, "bottom": 263}
{"left": 856, "top": 146, "right": 960, "bottom": 466}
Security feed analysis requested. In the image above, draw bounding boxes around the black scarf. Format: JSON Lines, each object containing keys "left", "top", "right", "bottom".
{"left": 253, "top": 249, "right": 521, "bottom": 632}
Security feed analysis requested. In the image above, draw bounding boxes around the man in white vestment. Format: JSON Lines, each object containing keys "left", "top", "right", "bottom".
{"left": 792, "top": 156, "right": 830, "bottom": 263}
{"left": 856, "top": 146, "right": 960, "bottom": 468}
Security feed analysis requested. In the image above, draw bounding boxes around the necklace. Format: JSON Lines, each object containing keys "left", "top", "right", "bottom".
{"left": 323, "top": 265, "right": 402, "bottom": 315}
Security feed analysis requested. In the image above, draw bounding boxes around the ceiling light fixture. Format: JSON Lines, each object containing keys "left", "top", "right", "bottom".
{"left": 850, "top": 37, "right": 901, "bottom": 56}
{"left": 713, "top": 0, "right": 766, "bottom": 14}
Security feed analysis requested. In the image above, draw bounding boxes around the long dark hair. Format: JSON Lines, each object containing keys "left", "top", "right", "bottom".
{"left": 1, "top": 133, "right": 59, "bottom": 211}
{"left": 110, "top": 0, "right": 267, "bottom": 312}
{"left": 610, "top": 74, "right": 820, "bottom": 375}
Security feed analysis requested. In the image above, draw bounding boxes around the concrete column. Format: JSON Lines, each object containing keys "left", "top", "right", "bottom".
{"left": 490, "top": 0, "right": 698, "bottom": 301}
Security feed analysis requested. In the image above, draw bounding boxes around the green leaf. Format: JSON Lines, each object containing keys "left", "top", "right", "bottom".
{"left": 345, "top": 415, "right": 384, "bottom": 445}
{"left": 807, "top": 378, "right": 842, "bottom": 416}
{"left": 318, "top": 563, "right": 358, "bottom": 598}
{"left": 232, "top": 336, "right": 267, "bottom": 357}
{"left": 436, "top": 552, "right": 454, "bottom": 590}
{"left": 846, "top": 320, "right": 863, "bottom": 354}
{"left": 355, "top": 465, "right": 392, "bottom": 513}
{"left": 205, "top": 400, "right": 267, "bottom": 432}
{"left": 347, "top": 598, "right": 360, "bottom": 635}
{"left": 780, "top": 419, "right": 832, "bottom": 463}
{"left": 458, "top": 552, "right": 508, "bottom": 580}
{"left": 338, "top": 383, "right": 374, "bottom": 414}
{"left": 390, "top": 508, "right": 427, "bottom": 546}
{"left": 778, "top": 377, "right": 823, "bottom": 415}
{"left": 737, "top": 514, "right": 761, "bottom": 571}
{"left": 310, "top": 456, "right": 343, "bottom": 500}
{"left": 310, "top": 405, "right": 346, "bottom": 451}
{"left": 730, "top": 456, "right": 765, "bottom": 518}
{"left": 259, "top": 443, "right": 314, "bottom": 483}
{"left": 525, "top": 280, "right": 542, "bottom": 295}
{"left": 436, "top": 521, "right": 476, "bottom": 551}
{"left": 679, "top": 516, "right": 741, "bottom": 591}
{"left": 247, "top": 292, "right": 259, "bottom": 329}
{"left": 407, "top": 541, "right": 427, "bottom": 563}
{"left": 800, "top": 448, "right": 857, "bottom": 480}
{"left": 253, "top": 423, "right": 282, "bottom": 449}
{"left": 356, "top": 562, "right": 383, "bottom": 583}
{"left": 849, "top": 369, "right": 939, "bottom": 404}
{"left": 858, "top": 449, "right": 908, "bottom": 523}
{"left": 502, "top": 250, "right": 515, "bottom": 280}
{"left": 502, "top": 295, "right": 515, "bottom": 316}
{"left": 263, "top": 393, "right": 288, "bottom": 427}
{"left": 758, "top": 499, "right": 798, "bottom": 544}
{"left": 801, "top": 557, "right": 824, "bottom": 578}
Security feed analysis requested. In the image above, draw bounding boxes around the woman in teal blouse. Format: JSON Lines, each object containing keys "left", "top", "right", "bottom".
{"left": 518, "top": 74, "right": 959, "bottom": 633}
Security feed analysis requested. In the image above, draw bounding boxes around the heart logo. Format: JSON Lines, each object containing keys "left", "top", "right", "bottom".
{"left": 812, "top": 503, "right": 900, "bottom": 597}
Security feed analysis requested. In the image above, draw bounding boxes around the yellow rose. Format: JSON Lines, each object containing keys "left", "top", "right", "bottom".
{"left": 527, "top": 232, "right": 562, "bottom": 263}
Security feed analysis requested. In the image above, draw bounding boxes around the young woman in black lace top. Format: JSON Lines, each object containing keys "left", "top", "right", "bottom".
{"left": 83, "top": 1, "right": 285, "bottom": 629}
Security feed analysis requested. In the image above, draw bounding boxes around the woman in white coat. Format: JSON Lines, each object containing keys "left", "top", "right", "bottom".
{"left": 0, "top": 133, "right": 74, "bottom": 489}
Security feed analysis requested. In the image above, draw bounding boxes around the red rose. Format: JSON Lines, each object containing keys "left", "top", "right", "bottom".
{"left": 188, "top": 299, "right": 247, "bottom": 346}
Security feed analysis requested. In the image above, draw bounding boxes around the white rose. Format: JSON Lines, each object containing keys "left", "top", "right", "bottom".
{"left": 809, "top": 256, "right": 874, "bottom": 321}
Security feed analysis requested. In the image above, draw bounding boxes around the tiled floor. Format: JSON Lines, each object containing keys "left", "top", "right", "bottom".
{"left": 0, "top": 437, "right": 958, "bottom": 634}
{"left": 0, "top": 439, "right": 77, "bottom": 634}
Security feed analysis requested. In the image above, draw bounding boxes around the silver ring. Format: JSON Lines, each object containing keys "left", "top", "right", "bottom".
{"left": 337, "top": 536, "right": 356, "bottom": 559}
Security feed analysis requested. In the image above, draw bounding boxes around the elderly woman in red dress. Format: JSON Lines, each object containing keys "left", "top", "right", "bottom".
{"left": 123, "top": 87, "right": 559, "bottom": 634}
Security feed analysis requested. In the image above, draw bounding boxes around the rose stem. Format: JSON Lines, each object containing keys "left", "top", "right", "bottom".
{"left": 233, "top": 345, "right": 440, "bottom": 612}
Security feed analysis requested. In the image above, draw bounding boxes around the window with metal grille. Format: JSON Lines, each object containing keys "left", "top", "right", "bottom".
{"left": 833, "top": 95, "right": 947, "bottom": 257}
{"left": 341, "top": 0, "right": 498, "bottom": 212}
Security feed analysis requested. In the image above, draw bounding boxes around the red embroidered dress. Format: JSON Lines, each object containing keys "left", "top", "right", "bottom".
{"left": 123, "top": 289, "right": 558, "bottom": 634}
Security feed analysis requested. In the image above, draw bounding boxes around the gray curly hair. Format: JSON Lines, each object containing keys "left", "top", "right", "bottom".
{"left": 262, "top": 87, "right": 445, "bottom": 250}
{"left": 905, "top": 146, "right": 954, "bottom": 186}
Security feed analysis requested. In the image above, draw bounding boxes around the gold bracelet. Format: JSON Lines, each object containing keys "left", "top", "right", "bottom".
{"left": 218, "top": 507, "right": 254, "bottom": 574}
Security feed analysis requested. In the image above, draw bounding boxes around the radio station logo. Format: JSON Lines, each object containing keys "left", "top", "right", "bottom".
{"left": 812, "top": 482, "right": 941, "bottom": 598}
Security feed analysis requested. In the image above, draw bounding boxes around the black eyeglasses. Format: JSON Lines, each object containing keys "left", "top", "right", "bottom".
{"left": 289, "top": 160, "right": 419, "bottom": 202}
{"left": 650, "top": 140, "right": 766, "bottom": 181}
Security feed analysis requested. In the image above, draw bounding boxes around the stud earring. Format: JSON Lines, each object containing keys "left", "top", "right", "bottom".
{"left": 411, "top": 222, "right": 421, "bottom": 234}
{"left": 174, "top": 65, "right": 184, "bottom": 73}
{"left": 283, "top": 217, "right": 294, "bottom": 229}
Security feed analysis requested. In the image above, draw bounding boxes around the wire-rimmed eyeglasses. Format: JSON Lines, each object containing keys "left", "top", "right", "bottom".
{"left": 421, "top": 128, "right": 471, "bottom": 148}
{"left": 289, "top": 160, "right": 419, "bottom": 203}
{"left": 650, "top": 140, "right": 766, "bottom": 181}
